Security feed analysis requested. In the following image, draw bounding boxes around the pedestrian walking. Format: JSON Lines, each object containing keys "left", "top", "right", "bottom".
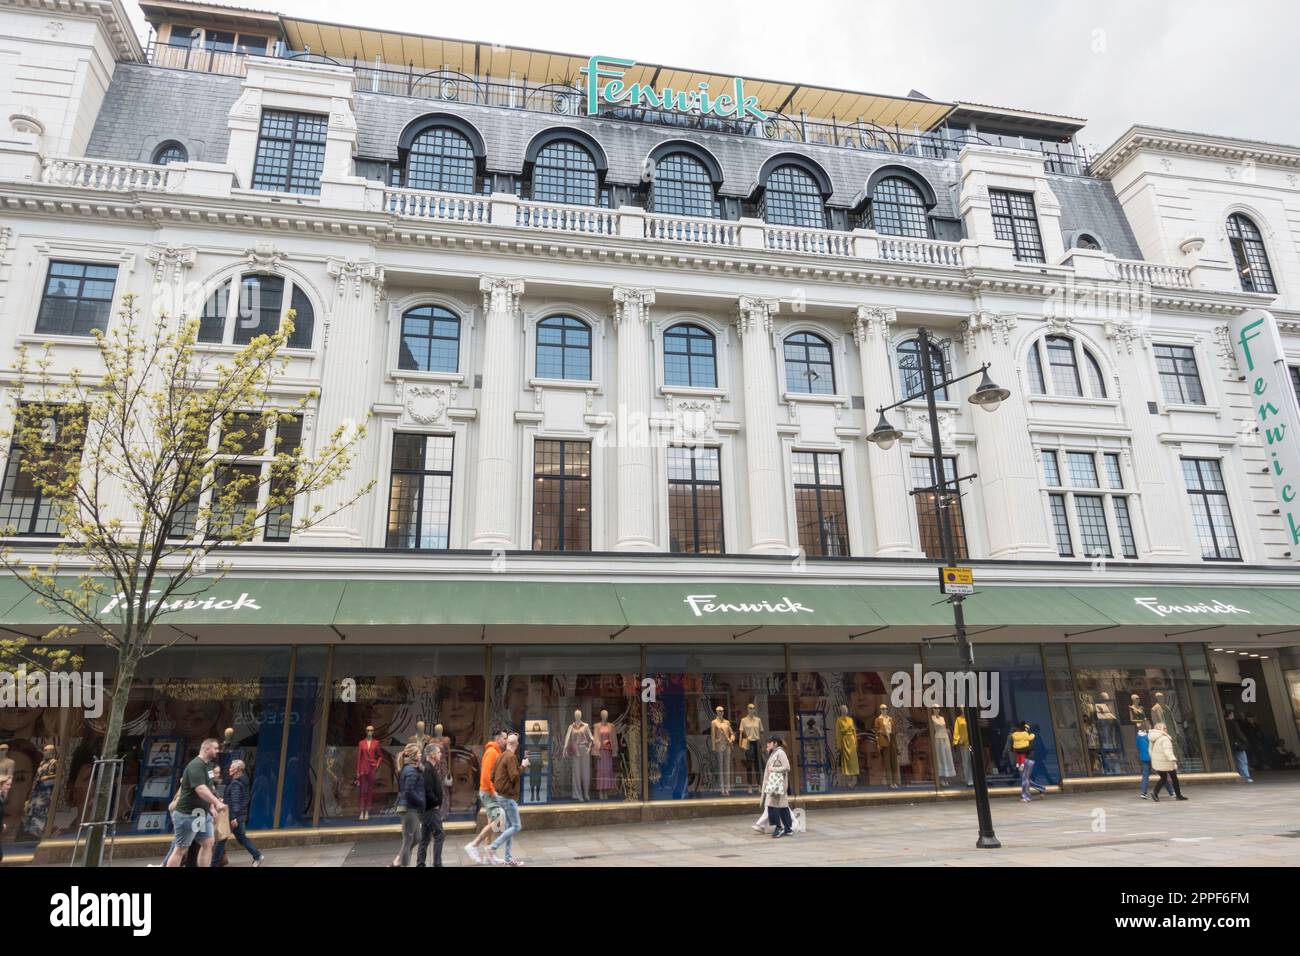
{"left": 1148, "top": 722, "right": 1188, "bottom": 802}
{"left": 1136, "top": 721, "right": 1173, "bottom": 799}
{"left": 417, "top": 742, "right": 445, "bottom": 867}
{"left": 1224, "top": 710, "right": 1254, "bottom": 783}
{"left": 760, "top": 737, "right": 794, "bottom": 838}
{"left": 0, "top": 776, "right": 10, "bottom": 864}
{"left": 212, "top": 759, "right": 263, "bottom": 866}
{"left": 464, "top": 730, "right": 507, "bottom": 864}
{"left": 164, "top": 738, "right": 225, "bottom": 868}
{"left": 486, "top": 732, "right": 526, "bottom": 866}
{"left": 393, "top": 744, "right": 424, "bottom": 867}
{"left": 1011, "top": 722, "right": 1046, "bottom": 802}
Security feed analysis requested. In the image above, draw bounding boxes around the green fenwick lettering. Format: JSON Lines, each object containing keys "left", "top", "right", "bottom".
{"left": 581, "top": 55, "right": 768, "bottom": 121}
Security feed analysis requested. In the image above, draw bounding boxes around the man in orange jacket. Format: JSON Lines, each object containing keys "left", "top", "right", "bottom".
{"left": 464, "top": 730, "right": 507, "bottom": 864}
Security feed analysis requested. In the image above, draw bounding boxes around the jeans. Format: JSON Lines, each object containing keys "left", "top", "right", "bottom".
{"left": 1233, "top": 749, "right": 1252, "bottom": 781}
{"left": 1019, "top": 758, "right": 1044, "bottom": 799}
{"left": 169, "top": 808, "right": 213, "bottom": 849}
{"left": 489, "top": 797, "right": 521, "bottom": 861}
{"left": 397, "top": 809, "right": 421, "bottom": 866}
{"left": 418, "top": 809, "right": 445, "bottom": 866}
{"left": 1140, "top": 761, "right": 1174, "bottom": 795}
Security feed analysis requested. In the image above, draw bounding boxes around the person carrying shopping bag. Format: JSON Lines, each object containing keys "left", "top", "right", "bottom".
{"left": 760, "top": 737, "right": 794, "bottom": 838}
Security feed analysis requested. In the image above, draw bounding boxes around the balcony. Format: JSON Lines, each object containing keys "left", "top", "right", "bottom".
{"left": 142, "top": 40, "right": 1098, "bottom": 176}
{"left": 28, "top": 156, "right": 1198, "bottom": 288}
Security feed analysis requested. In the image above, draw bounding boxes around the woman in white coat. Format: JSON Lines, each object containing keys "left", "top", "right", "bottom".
{"left": 1148, "top": 722, "right": 1188, "bottom": 802}
{"left": 760, "top": 737, "right": 794, "bottom": 838}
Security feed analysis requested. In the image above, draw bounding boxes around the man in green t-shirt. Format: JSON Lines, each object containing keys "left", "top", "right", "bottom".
{"left": 165, "top": 738, "right": 226, "bottom": 867}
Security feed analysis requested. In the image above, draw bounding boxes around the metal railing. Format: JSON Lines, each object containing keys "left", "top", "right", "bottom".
{"left": 142, "top": 40, "right": 1097, "bottom": 175}
{"left": 41, "top": 157, "right": 171, "bottom": 191}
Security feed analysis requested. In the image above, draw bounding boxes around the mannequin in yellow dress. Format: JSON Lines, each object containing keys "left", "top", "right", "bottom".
{"left": 835, "top": 704, "right": 859, "bottom": 784}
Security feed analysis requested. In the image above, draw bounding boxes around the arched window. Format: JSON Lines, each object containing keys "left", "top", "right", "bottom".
{"left": 530, "top": 140, "right": 599, "bottom": 206}
{"left": 536, "top": 315, "right": 592, "bottom": 380}
{"left": 896, "top": 337, "right": 950, "bottom": 400}
{"left": 1226, "top": 213, "right": 1277, "bottom": 293}
{"left": 1027, "top": 335, "right": 1107, "bottom": 399}
{"left": 784, "top": 331, "right": 836, "bottom": 394}
{"left": 153, "top": 141, "right": 188, "bottom": 165}
{"left": 663, "top": 323, "right": 717, "bottom": 388}
{"left": 399, "top": 305, "right": 461, "bottom": 372}
{"left": 199, "top": 273, "right": 315, "bottom": 348}
{"left": 405, "top": 125, "right": 478, "bottom": 193}
{"left": 651, "top": 153, "right": 717, "bottom": 218}
{"left": 762, "top": 164, "right": 825, "bottom": 228}
{"left": 1076, "top": 233, "right": 1101, "bottom": 251}
{"left": 870, "top": 176, "right": 929, "bottom": 238}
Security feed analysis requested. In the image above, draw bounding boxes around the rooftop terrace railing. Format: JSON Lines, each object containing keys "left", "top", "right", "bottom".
{"left": 143, "top": 41, "right": 1096, "bottom": 176}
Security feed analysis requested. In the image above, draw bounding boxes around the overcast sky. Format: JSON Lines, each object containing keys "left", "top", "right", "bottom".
{"left": 127, "top": 0, "right": 1300, "bottom": 152}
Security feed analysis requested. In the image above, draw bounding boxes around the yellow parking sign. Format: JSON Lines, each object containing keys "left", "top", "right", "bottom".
{"left": 940, "top": 567, "right": 974, "bottom": 595}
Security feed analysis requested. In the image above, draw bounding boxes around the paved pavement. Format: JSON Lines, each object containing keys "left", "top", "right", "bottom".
{"left": 76, "top": 778, "right": 1300, "bottom": 867}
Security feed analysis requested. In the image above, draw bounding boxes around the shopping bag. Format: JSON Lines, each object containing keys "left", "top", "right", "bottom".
{"left": 790, "top": 807, "right": 806, "bottom": 833}
{"left": 213, "top": 806, "right": 232, "bottom": 841}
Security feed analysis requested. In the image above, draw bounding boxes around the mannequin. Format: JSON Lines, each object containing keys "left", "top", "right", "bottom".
{"left": 562, "top": 709, "right": 594, "bottom": 802}
{"left": 1128, "top": 694, "right": 1146, "bottom": 724}
{"left": 710, "top": 706, "right": 736, "bottom": 796}
{"left": 739, "top": 703, "right": 765, "bottom": 792}
{"left": 0, "top": 743, "right": 13, "bottom": 786}
{"left": 835, "top": 704, "right": 859, "bottom": 784}
{"left": 23, "top": 743, "right": 58, "bottom": 837}
{"left": 431, "top": 722, "right": 453, "bottom": 820}
{"left": 322, "top": 746, "right": 343, "bottom": 818}
{"left": 873, "top": 705, "right": 900, "bottom": 788}
{"left": 593, "top": 709, "right": 619, "bottom": 799}
{"left": 356, "top": 725, "right": 383, "bottom": 820}
{"left": 218, "top": 727, "right": 242, "bottom": 778}
{"left": 1095, "top": 692, "right": 1121, "bottom": 768}
{"left": 1079, "top": 692, "right": 1101, "bottom": 773}
{"left": 408, "top": 720, "right": 431, "bottom": 762}
{"left": 952, "top": 713, "right": 972, "bottom": 785}
{"left": 930, "top": 709, "right": 955, "bottom": 785}
{"left": 1151, "top": 692, "right": 1180, "bottom": 756}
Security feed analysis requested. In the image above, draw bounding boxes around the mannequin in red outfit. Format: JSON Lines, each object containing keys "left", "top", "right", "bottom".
{"left": 356, "top": 725, "right": 383, "bottom": 821}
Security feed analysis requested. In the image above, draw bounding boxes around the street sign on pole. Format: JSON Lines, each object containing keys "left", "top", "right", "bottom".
{"left": 940, "top": 566, "right": 974, "bottom": 595}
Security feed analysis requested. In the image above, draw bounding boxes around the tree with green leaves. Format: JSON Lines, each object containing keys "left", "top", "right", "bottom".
{"left": 0, "top": 294, "right": 372, "bottom": 865}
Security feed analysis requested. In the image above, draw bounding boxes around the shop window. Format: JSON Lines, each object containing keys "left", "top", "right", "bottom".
{"left": 909, "top": 455, "right": 968, "bottom": 559}
{"left": 399, "top": 305, "right": 460, "bottom": 372}
{"left": 535, "top": 315, "right": 592, "bottom": 381}
{"left": 0, "top": 407, "right": 85, "bottom": 537}
{"left": 792, "top": 451, "right": 849, "bottom": 557}
{"left": 989, "top": 188, "right": 1045, "bottom": 262}
{"left": 663, "top": 323, "right": 717, "bottom": 388}
{"left": 386, "top": 433, "right": 453, "bottom": 549}
{"left": 783, "top": 331, "right": 836, "bottom": 395}
{"left": 667, "top": 446, "right": 723, "bottom": 554}
{"left": 251, "top": 110, "right": 328, "bottom": 195}
{"left": 1181, "top": 457, "right": 1241, "bottom": 560}
{"left": 35, "top": 261, "right": 118, "bottom": 337}
{"left": 532, "top": 439, "right": 591, "bottom": 551}
{"left": 1154, "top": 343, "right": 1206, "bottom": 405}
{"left": 491, "top": 646, "right": 642, "bottom": 803}
{"left": 1041, "top": 448, "right": 1138, "bottom": 559}
{"left": 200, "top": 274, "right": 315, "bottom": 348}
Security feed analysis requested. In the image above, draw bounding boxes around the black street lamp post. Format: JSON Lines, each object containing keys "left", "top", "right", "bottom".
{"left": 867, "top": 326, "right": 1009, "bottom": 849}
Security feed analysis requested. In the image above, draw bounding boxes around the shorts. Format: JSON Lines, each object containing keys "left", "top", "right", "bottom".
{"left": 478, "top": 789, "right": 502, "bottom": 821}
{"left": 170, "top": 808, "right": 214, "bottom": 848}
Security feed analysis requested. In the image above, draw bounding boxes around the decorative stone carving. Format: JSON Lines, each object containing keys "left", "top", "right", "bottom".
{"left": 611, "top": 286, "right": 655, "bottom": 326}
{"left": 907, "top": 409, "right": 955, "bottom": 450}
{"left": 327, "top": 258, "right": 385, "bottom": 299}
{"left": 404, "top": 384, "right": 449, "bottom": 424}
{"left": 479, "top": 276, "right": 524, "bottom": 317}
{"left": 245, "top": 241, "right": 284, "bottom": 273}
{"left": 672, "top": 397, "right": 718, "bottom": 439}
{"left": 1103, "top": 316, "right": 1149, "bottom": 355}
{"left": 1213, "top": 324, "right": 1238, "bottom": 374}
{"left": 851, "top": 305, "right": 896, "bottom": 348}
{"left": 961, "top": 310, "right": 1015, "bottom": 353}
{"left": 145, "top": 244, "right": 196, "bottom": 287}
{"left": 735, "top": 295, "right": 778, "bottom": 337}
{"left": 9, "top": 112, "right": 43, "bottom": 136}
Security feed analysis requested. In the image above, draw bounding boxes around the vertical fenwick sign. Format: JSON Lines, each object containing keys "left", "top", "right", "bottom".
{"left": 1232, "top": 309, "right": 1300, "bottom": 557}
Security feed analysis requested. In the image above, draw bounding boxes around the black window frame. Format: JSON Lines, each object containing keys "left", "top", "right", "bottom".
{"left": 404, "top": 125, "right": 479, "bottom": 195}
{"left": 870, "top": 176, "right": 930, "bottom": 238}
{"left": 650, "top": 152, "right": 718, "bottom": 218}
{"left": 531, "top": 438, "right": 592, "bottom": 552}
{"left": 989, "top": 188, "right": 1045, "bottom": 263}
{"left": 385, "top": 432, "right": 455, "bottom": 550}
{"left": 152, "top": 141, "right": 188, "bottom": 165}
{"left": 528, "top": 140, "right": 599, "bottom": 206}
{"left": 35, "top": 260, "right": 119, "bottom": 337}
{"left": 1154, "top": 343, "right": 1206, "bottom": 406}
{"left": 0, "top": 407, "right": 84, "bottom": 537}
{"left": 792, "top": 450, "right": 849, "bottom": 557}
{"left": 909, "top": 454, "right": 968, "bottom": 560}
{"left": 783, "top": 331, "right": 837, "bottom": 395}
{"left": 1181, "top": 457, "right": 1241, "bottom": 561}
{"left": 663, "top": 323, "right": 717, "bottom": 388}
{"left": 1226, "top": 213, "right": 1277, "bottom": 294}
{"left": 199, "top": 273, "right": 315, "bottom": 349}
{"left": 896, "top": 337, "right": 950, "bottom": 400}
{"left": 250, "top": 109, "right": 328, "bottom": 196}
{"left": 399, "top": 304, "right": 461, "bottom": 373}
{"left": 667, "top": 445, "right": 724, "bottom": 554}
{"left": 535, "top": 315, "right": 593, "bottom": 382}
{"left": 761, "top": 164, "right": 826, "bottom": 228}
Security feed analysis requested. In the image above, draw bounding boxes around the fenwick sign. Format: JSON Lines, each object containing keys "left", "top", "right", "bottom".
{"left": 1232, "top": 309, "right": 1300, "bottom": 557}
{"left": 580, "top": 56, "right": 768, "bottom": 122}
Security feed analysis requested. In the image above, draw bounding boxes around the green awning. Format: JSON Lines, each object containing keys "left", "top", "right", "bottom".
{"left": 333, "top": 580, "right": 625, "bottom": 627}
{"left": 862, "top": 585, "right": 1114, "bottom": 628}
{"left": 1065, "top": 586, "right": 1299, "bottom": 628}
{"left": 613, "top": 583, "right": 883, "bottom": 628}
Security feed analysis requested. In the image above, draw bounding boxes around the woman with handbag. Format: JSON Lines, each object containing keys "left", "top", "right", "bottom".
{"left": 760, "top": 738, "right": 794, "bottom": 839}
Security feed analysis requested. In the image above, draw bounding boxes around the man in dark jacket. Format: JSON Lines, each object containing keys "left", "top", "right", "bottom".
{"left": 417, "top": 743, "right": 446, "bottom": 867}
{"left": 213, "top": 759, "right": 263, "bottom": 867}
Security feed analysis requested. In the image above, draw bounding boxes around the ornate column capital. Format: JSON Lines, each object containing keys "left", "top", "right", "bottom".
{"left": 961, "top": 309, "right": 1017, "bottom": 354}
{"left": 327, "top": 258, "right": 385, "bottom": 300}
{"left": 611, "top": 286, "right": 656, "bottom": 327}
{"left": 479, "top": 276, "right": 525, "bottom": 316}
{"left": 851, "top": 305, "right": 897, "bottom": 348}
{"left": 1103, "top": 316, "right": 1151, "bottom": 355}
{"left": 144, "top": 244, "right": 196, "bottom": 287}
{"left": 735, "top": 295, "right": 779, "bottom": 338}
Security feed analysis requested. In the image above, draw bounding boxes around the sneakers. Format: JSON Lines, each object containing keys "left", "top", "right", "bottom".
{"left": 253, "top": 857, "right": 264, "bottom": 868}
{"left": 1020, "top": 796, "right": 1031, "bottom": 803}
{"left": 1140, "top": 792, "right": 1150, "bottom": 800}
{"left": 506, "top": 859, "right": 524, "bottom": 866}
{"left": 1175, "top": 795, "right": 1189, "bottom": 801}
{"left": 772, "top": 829, "right": 785, "bottom": 839}
{"left": 463, "top": 843, "right": 482, "bottom": 864}
{"left": 751, "top": 824, "right": 765, "bottom": 833}
{"left": 1150, "top": 791, "right": 1160, "bottom": 802}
